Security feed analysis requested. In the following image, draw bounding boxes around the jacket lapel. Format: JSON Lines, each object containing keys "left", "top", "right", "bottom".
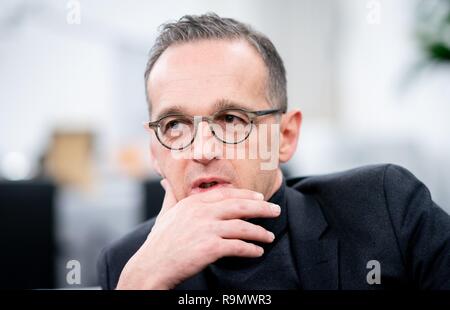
{"left": 176, "top": 180, "right": 340, "bottom": 290}
{"left": 285, "top": 184, "right": 339, "bottom": 289}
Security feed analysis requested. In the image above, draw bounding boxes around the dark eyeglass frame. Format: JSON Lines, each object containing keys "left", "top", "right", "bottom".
{"left": 146, "top": 108, "right": 284, "bottom": 150}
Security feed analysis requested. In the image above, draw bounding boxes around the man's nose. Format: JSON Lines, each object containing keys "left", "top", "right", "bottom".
{"left": 191, "top": 120, "right": 222, "bottom": 164}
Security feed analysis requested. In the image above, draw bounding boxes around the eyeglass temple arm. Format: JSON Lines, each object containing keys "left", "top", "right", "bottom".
{"left": 252, "top": 108, "right": 284, "bottom": 116}
{"left": 147, "top": 121, "right": 159, "bottom": 128}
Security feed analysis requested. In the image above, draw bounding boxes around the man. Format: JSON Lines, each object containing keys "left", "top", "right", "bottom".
{"left": 98, "top": 13, "right": 450, "bottom": 290}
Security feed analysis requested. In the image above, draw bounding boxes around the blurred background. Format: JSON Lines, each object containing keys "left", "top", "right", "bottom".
{"left": 0, "top": 0, "right": 449, "bottom": 288}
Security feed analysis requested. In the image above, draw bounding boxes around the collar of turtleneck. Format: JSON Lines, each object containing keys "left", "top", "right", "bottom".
{"left": 210, "top": 177, "right": 288, "bottom": 269}
{"left": 249, "top": 176, "right": 287, "bottom": 247}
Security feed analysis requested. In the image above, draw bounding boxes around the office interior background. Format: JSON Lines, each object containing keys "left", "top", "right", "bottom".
{"left": 0, "top": 0, "right": 449, "bottom": 288}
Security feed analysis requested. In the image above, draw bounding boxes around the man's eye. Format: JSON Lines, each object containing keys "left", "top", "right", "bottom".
{"left": 167, "top": 120, "right": 180, "bottom": 129}
{"left": 162, "top": 118, "right": 190, "bottom": 134}
{"left": 224, "top": 114, "right": 238, "bottom": 123}
{"left": 218, "top": 113, "right": 246, "bottom": 125}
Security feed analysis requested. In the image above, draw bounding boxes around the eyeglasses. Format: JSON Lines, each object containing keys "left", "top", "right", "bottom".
{"left": 145, "top": 108, "right": 283, "bottom": 150}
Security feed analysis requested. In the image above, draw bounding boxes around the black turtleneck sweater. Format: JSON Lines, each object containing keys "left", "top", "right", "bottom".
{"left": 204, "top": 178, "right": 301, "bottom": 289}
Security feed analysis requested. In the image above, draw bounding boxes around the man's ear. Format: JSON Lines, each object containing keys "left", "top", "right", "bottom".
{"left": 279, "top": 110, "right": 302, "bottom": 163}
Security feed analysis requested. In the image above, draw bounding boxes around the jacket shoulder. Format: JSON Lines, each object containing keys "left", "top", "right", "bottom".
{"left": 287, "top": 164, "right": 428, "bottom": 202}
{"left": 286, "top": 163, "right": 427, "bottom": 228}
{"left": 97, "top": 218, "right": 156, "bottom": 289}
{"left": 287, "top": 164, "right": 450, "bottom": 289}
{"left": 288, "top": 163, "right": 393, "bottom": 190}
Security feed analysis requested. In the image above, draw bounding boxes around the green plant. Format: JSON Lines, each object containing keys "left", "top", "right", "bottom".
{"left": 416, "top": 0, "right": 450, "bottom": 63}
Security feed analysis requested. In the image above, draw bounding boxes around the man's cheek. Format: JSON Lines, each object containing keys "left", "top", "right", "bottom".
{"left": 160, "top": 161, "right": 172, "bottom": 179}
{"left": 150, "top": 141, "right": 165, "bottom": 175}
{"left": 153, "top": 154, "right": 170, "bottom": 179}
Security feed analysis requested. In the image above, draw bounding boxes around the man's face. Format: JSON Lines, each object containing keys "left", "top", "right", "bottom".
{"left": 147, "top": 39, "right": 283, "bottom": 201}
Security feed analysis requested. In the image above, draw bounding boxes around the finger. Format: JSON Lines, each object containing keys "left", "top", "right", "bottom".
{"left": 195, "top": 187, "right": 264, "bottom": 203}
{"left": 219, "top": 239, "right": 264, "bottom": 258}
{"left": 218, "top": 219, "right": 275, "bottom": 243}
{"left": 159, "top": 178, "right": 178, "bottom": 215}
{"left": 214, "top": 199, "right": 281, "bottom": 220}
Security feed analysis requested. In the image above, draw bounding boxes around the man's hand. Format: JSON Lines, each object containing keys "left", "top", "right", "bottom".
{"left": 116, "top": 179, "right": 281, "bottom": 290}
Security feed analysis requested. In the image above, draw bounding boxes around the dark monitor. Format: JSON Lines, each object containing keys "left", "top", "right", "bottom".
{"left": 0, "top": 180, "right": 56, "bottom": 289}
{"left": 142, "top": 179, "right": 164, "bottom": 220}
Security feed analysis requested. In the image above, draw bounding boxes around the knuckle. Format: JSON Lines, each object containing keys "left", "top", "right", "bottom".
{"left": 205, "top": 221, "right": 218, "bottom": 234}
{"left": 191, "top": 205, "right": 205, "bottom": 218}
{"left": 256, "top": 225, "right": 266, "bottom": 236}
{"left": 234, "top": 242, "right": 247, "bottom": 255}
{"left": 236, "top": 202, "right": 247, "bottom": 212}
{"left": 199, "top": 238, "right": 217, "bottom": 256}
{"left": 216, "top": 189, "right": 227, "bottom": 200}
{"left": 239, "top": 224, "right": 250, "bottom": 235}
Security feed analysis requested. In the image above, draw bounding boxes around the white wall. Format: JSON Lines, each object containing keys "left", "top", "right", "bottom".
{"left": 0, "top": 0, "right": 335, "bottom": 172}
{"left": 289, "top": 0, "right": 450, "bottom": 211}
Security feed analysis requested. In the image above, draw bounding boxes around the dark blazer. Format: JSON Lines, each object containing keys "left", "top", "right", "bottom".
{"left": 97, "top": 164, "right": 450, "bottom": 289}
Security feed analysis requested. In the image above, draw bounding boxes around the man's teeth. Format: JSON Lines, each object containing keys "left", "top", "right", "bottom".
{"left": 199, "top": 181, "right": 218, "bottom": 189}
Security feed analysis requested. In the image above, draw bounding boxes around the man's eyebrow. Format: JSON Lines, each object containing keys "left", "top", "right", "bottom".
{"left": 153, "top": 105, "right": 187, "bottom": 121}
{"left": 153, "top": 99, "right": 252, "bottom": 120}
{"left": 212, "top": 99, "right": 253, "bottom": 111}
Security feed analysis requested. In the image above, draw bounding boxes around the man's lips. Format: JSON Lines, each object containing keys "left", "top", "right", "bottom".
{"left": 189, "top": 177, "right": 232, "bottom": 195}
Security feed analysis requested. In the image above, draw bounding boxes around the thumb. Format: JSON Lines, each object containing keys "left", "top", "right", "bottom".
{"left": 159, "top": 178, "right": 178, "bottom": 215}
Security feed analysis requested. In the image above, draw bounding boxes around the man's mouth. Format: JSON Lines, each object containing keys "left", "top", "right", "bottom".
{"left": 199, "top": 181, "right": 219, "bottom": 189}
{"left": 190, "top": 178, "right": 232, "bottom": 195}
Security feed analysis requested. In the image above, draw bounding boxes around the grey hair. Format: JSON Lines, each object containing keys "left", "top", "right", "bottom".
{"left": 144, "top": 13, "right": 287, "bottom": 115}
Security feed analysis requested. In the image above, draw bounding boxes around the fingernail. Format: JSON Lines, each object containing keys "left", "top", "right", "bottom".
{"left": 268, "top": 231, "right": 275, "bottom": 241}
{"left": 257, "top": 246, "right": 264, "bottom": 256}
{"left": 270, "top": 203, "right": 281, "bottom": 215}
{"left": 255, "top": 192, "right": 264, "bottom": 200}
{"left": 160, "top": 179, "right": 166, "bottom": 190}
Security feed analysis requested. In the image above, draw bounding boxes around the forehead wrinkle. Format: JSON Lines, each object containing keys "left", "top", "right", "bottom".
{"left": 154, "top": 73, "right": 241, "bottom": 92}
